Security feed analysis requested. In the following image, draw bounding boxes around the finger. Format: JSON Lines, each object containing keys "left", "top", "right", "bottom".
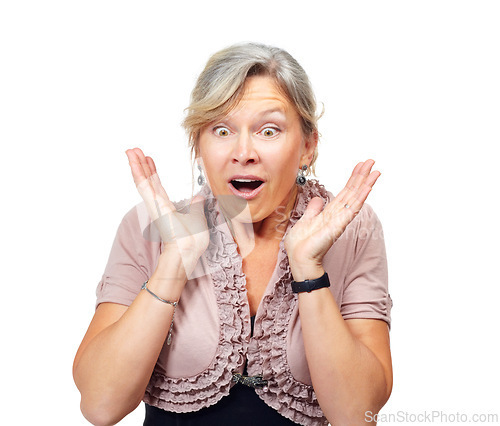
{"left": 300, "top": 197, "right": 324, "bottom": 222}
{"left": 146, "top": 156, "right": 157, "bottom": 174}
{"left": 359, "top": 159, "right": 375, "bottom": 175}
{"left": 126, "top": 149, "right": 148, "bottom": 186}
{"left": 364, "top": 169, "right": 381, "bottom": 189}
{"left": 337, "top": 160, "right": 376, "bottom": 202}
{"left": 149, "top": 172, "right": 171, "bottom": 203}
{"left": 334, "top": 161, "right": 365, "bottom": 203}
{"left": 345, "top": 162, "right": 364, "bottom": 191}
{"left": 348, "top": 159, "right": 375, "bottom": 191}
{"left": 352, "top": 169, "right": 380, "bottom": 202}
{"left": 133, "top": 171, "right": 169, "bottom": 219}
{"left": 143, "top": 155, "right": 173, "bottom": 206}
{"left": 133, "top": 147, "right": 153, "bottom": 180}
{"left": 344, "top": 170, "right": 381, "bottom": 212}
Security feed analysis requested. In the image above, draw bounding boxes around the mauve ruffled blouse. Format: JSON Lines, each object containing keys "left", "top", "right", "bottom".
{"left": 96, "top": 180, "right": 392, "bottom": 426}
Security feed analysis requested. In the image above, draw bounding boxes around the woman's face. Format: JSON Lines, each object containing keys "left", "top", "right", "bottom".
{"left": 198, "top": 75, "right": 316, "bottom": 224}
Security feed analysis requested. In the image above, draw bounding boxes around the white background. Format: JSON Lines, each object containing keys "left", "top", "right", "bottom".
{"left": 1, "top": 1, "right": 499, "bottom": 425}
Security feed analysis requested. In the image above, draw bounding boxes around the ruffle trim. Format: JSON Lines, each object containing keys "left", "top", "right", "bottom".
{"left": 143, "top": 187, "right": 251, "bottom": 412}
{"left": 144, "top": 181, "right": 331, "bottom": 423}
{"left": 248, "top": 180, "right": 331, "bottom": 426}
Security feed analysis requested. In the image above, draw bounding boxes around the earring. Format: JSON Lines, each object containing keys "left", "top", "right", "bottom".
{"left": 197, "top": 164, "right": 205, "bottom": 186}
{"left": 296, "top": 165, "right": 308, "bottom": 186}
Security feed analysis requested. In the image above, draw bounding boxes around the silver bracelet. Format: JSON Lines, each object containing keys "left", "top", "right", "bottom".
{"left": 141, "top": 280, "right": 178, "bottom": 345}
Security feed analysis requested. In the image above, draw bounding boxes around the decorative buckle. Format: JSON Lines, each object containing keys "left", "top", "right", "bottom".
{"left": 232, "top": 373, "right": 268, "bottom": 390}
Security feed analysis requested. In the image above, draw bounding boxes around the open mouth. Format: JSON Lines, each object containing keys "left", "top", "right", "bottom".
{"left": 230, "top": 179, "right": 264, "bottom": 193}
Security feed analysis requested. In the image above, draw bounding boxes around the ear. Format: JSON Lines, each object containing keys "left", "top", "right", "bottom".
{"left": 300, "top": 131, "right": 318, "bottom": 166}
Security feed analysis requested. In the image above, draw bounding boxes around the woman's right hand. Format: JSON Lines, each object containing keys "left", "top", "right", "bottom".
{"left": 125, "top": 148, "right": 209, "bottom": 278}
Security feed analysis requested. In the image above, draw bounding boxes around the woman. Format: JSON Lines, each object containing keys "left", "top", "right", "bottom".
{"left": 73, "top": 43, "right": 393, "bottom": 425}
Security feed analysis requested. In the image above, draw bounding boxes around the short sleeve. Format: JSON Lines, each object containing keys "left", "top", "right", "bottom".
{"left": 339, "top": 204, "right": 393, "bottom": 328}
{"left": 96, "top": 204, "right": 160, "bottom": 308}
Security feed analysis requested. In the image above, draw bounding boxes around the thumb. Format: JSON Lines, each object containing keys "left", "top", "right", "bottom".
{"left": 300, "top": 197, "right": 325, "bottom": 222}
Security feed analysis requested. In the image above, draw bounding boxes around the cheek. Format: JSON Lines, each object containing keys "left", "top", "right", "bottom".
{"left": 267, "top": 159, "right": 299, "bottom": 196}
{"left": 199, "top": 151, "right": 229, "bottom": 191}
{"left": 273, "top": 143, "right": 303, "bottom": 179}
{"left": 199, "top": 142, "right": 222, "bottom": 170}
{"left": 203, "top": 158, "right": 223, "bottom": 184}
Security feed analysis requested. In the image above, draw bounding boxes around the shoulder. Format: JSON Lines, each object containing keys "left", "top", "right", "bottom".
{"left": 115, "top": 202, "right": 162, "bottom": 246}
{"left": 105, "top": 202, "right": 163, "bottom": 273}
{"left": 96, "top": 203, "right": 162, "bottom": 307}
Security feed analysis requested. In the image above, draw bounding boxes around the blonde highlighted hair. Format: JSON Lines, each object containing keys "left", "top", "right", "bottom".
{"left": 182, "top": 42, "right": 321, "bottom": 174}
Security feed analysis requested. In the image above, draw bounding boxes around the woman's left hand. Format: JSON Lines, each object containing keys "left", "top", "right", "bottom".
{"left": 284, "top": 159, "right": 381, "bottom": 281}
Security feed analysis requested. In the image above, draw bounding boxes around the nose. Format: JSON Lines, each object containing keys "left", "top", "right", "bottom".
{"left": 232, "top": 131, "right": 258, "bottom": 165}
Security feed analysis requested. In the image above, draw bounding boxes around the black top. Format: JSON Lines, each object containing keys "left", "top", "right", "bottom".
{"left": 143, "top": 316, "right": 300, "bottom": 426}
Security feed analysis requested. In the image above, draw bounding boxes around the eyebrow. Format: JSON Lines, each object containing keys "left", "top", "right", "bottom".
{"left": 211, "top": 108, "right": 287, "bottom": 127}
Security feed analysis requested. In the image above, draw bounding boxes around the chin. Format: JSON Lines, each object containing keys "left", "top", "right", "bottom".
{"left": 217, "top": 197, "right": 270, "bottom": 225}
{"left": 214, "top": 193, "right": 252, "bottom": 222}
{"left": 238, "top": 206, "right": 276, "bottom": 224}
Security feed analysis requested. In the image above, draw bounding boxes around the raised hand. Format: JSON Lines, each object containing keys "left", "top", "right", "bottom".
{"left": 125, "top": 148, "right": 209, "bottom": 277}
{"left": 285, "top": 160, "right": 381, "bottom": 281}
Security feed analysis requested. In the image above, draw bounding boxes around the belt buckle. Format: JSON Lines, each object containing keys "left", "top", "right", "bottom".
{"left": 232, "top": 373, "right": 268, "bottom": 391}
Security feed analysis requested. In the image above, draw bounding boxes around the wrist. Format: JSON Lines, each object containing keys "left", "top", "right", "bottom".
{"left": 147, "top": 273, "right": 185, "bottom": 302}
{"left": 290, "top": 264, "right": 325, "bottom": 282}
{"left": 150, "top": 248, "right": 190, "bottom": 299}
{"left": 160, "top": 243, "right": 200, "bottom": 277}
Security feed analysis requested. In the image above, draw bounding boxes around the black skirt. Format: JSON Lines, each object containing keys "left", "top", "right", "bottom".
{"left": 143, "top": 317, "right": 300, "bottom": 425}
{"left": 143, "top": 384, "right": 299, "bottom": 426}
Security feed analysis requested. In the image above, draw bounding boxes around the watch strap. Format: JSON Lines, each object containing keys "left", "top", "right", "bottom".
{"left": 291, "top": 272, "right": 330, "bottom": 293}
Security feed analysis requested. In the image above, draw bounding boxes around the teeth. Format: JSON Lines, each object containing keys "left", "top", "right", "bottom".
{"left": 233, "top": 179, "right": 258, "bottom": 182}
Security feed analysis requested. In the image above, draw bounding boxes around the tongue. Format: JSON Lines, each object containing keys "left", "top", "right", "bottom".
{"left": 232, "top": 181, "right": 262, "bottom": 192}
{"left": 239, "top": 186, "right": 254, "bottom": 193}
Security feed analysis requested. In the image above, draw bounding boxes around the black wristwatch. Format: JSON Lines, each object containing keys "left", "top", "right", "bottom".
{"left": 291, "top": 272, "right": 330, "bottom": 293}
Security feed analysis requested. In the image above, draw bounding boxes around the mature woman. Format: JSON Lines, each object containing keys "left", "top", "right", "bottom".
{"left": 73, "top": 43, "right": 393, "bottom": 426}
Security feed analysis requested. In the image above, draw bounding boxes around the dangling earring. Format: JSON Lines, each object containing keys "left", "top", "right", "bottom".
{"left": 296, "top": 165, "right": 308, "bottom": 186}
{"left": 197, "top": 164, "right": 205, "bottom": 186}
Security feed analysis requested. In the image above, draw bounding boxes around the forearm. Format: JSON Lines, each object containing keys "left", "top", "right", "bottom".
{"left": 298, "top": 285, "right": 388, "bottom": 425}
{"left": 74, "top": 251, "right": 187, "bottom": 425}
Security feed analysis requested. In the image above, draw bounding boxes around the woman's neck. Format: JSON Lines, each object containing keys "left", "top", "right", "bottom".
{"left": 227, "top": 186, "right": 298, "bottom": 258}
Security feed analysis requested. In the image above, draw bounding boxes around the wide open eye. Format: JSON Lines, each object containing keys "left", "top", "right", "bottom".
{"left": 214, "top": 127, "right": 231, "bottom": 137}
{"left": 260, "top": 127, "right": 279, "bottom": 138}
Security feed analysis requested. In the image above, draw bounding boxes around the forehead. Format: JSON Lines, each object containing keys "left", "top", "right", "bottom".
{"left": 230, "top": 75, "right": 295, "bottom": 117}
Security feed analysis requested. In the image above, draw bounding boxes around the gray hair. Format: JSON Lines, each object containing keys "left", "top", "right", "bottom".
{"left": 182, "top": 42, "right": 321, "bottom": 174}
